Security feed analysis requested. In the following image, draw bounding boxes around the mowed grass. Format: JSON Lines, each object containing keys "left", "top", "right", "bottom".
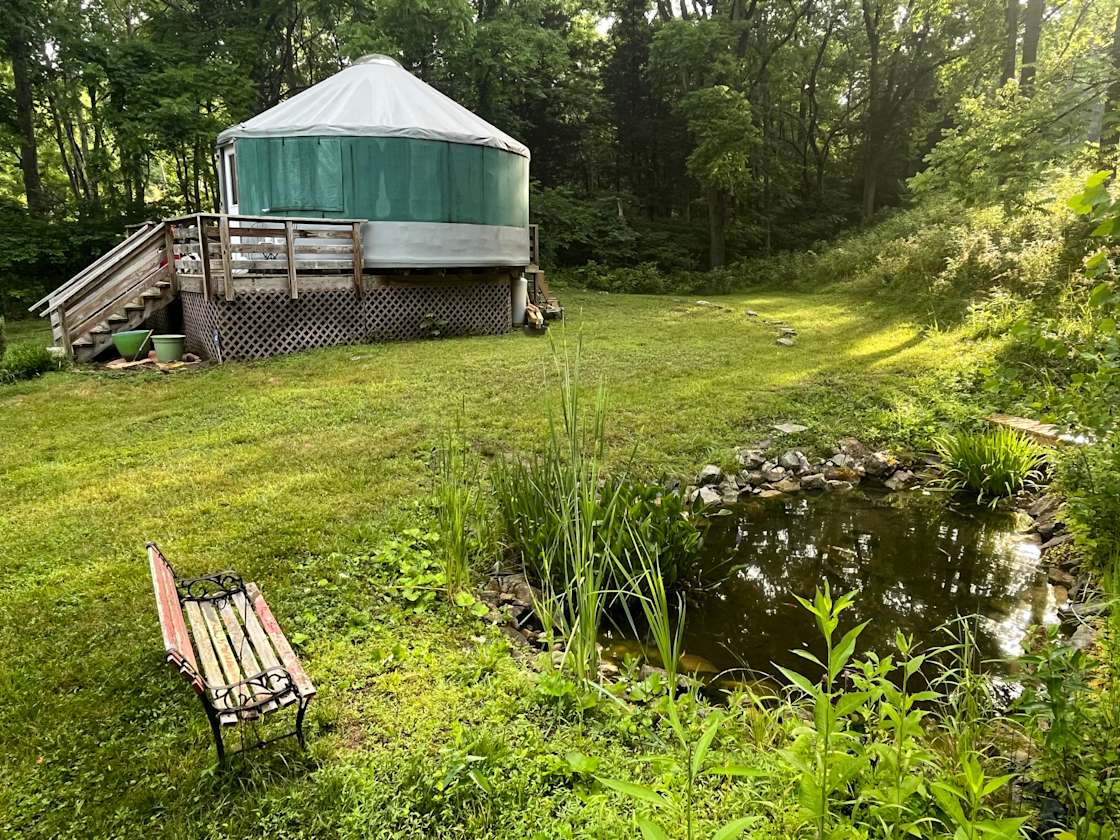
{"left": 0, "top": 287, "right": 994, "bottom": 838}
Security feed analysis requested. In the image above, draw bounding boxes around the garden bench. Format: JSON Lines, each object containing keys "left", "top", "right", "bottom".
{"left": 147, "top": 542, "right": 316, "bottom": 763}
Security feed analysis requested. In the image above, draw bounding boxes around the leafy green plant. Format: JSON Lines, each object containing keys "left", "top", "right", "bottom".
{"left": 932, "top": 427, "right": 1047, "bottom": 507}
{"left": 777, "top": 584, "right": 871, "bottom": 840}
{"left": 0, "top": 316, "right": 7, "bottom": 360}
{"left": 0, "top": 341, "right": 57, "bottom": 383}
{"left": 930, "top": 753, "right": 1025, "bottom": 840}
{"left": 372, "top": 529, "right": 445, "bottom": 614}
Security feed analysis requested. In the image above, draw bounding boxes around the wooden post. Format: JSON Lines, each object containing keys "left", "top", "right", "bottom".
{"left": 198, "top": 215, "right": 212, "bottom": 301}
{"left": 57, "top": 305, "right": 73, "bottom": 357}
{"left": 285, "top": 221, "right": 298, "bottom": 299}
{"left": 351, "top": 222, "right": 364, "bottom": 298}
{"left": 530, "top": 224, "right": 540, "bottom": 266}
{"left": 163, "top": 222, "right": 178, "bottom": 292}
{"left": 219, "top": 215, "right": 234, "bottom": 300}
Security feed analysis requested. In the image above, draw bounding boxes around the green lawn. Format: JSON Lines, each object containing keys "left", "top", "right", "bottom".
{"left": 0, "top": 288, "right": 995, "bottom": 838}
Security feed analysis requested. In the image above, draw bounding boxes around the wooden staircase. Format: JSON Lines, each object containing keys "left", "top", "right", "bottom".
{"left": 30, "top": 221, "right": 178, "bottom": 362}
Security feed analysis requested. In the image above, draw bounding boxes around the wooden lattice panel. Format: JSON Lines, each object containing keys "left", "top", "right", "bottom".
{"left": 180, "top": 277, "right": 511, "bottom": 360}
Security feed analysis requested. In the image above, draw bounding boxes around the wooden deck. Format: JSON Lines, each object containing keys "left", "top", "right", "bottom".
{"left": 30, "top": 214, "right": 366, "bottom": 360}
{"left": 32, "top": 217, "right": 546, "bottom": 360}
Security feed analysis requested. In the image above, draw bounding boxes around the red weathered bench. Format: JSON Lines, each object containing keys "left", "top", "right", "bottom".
{"left": 147, "top": 542, "right": 316, "bottom": 762}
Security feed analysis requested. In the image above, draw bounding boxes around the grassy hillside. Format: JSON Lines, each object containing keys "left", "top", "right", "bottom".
{"left": 0, "top": 285, "right": 999, "bottom": 838}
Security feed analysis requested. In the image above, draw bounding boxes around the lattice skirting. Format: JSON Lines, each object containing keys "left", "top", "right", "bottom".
{"left": 181, "top": 279, "right": 512, "bottom": 360}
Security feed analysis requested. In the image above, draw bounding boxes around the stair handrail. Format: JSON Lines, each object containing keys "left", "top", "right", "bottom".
{"left": 29, "top": 222, "right": 165, "bottom": 316}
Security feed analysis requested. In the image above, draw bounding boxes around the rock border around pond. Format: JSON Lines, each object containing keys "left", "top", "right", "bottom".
{"left": 685, "top": 436, "right": 921, "bottom": 507}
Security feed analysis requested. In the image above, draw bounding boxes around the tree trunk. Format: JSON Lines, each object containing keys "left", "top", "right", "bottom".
{"left": 7, "top": 32, "right": 46, "bottom": 215}
{"left": 707, "top": 186, "right": 727, "bottom": 269}
{"left": 1019, "top": 0, "right": 1044, "bottom": 95}
{"left": 860, "top": 0, "right": 882, "bottom": 222}
{"left": 1100, "top": 4, "right": 1120, "bottom": 166}
{"left": 1002, "top": 0, "right": 1018, "bottom": 83}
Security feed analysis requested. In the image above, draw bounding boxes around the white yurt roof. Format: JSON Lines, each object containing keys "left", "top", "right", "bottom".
{"left": 217, "top": 55, "right": 529, "bottom": 158}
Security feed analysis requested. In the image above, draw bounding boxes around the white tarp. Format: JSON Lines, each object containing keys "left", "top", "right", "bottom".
{"left": 216, "top": 55, "right": 530, "bottom": 159}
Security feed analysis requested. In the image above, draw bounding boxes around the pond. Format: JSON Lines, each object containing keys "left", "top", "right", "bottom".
{"left": 605, "top": 490, "right": 1057, "bottom": 682}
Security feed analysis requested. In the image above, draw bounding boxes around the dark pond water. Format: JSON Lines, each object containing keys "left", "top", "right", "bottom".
{"left": 605, "top": 490, "right": 1056, "bottom": 681}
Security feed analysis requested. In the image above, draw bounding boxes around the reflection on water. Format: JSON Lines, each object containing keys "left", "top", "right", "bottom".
{"left": 607, "top": 490, "right": 1055, "bottom": 679}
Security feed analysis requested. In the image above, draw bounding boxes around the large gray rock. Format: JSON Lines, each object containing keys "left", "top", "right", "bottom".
{"left": 758, "top": 489, "right": 784, "bottom": 499}
{"left": 779, "top": 449, "right": 810, "bottom": 473}
{"left": 698, "top": 464, "right": 723, "bottom": 486}
{"left": 764, "top": 465, "right": 787, "bottom": 483}
{"left": 863, "top": 451, "right": 894, "bottom": 478}
{"left": 736, "top": 448, "right": 766, "bottom": 469}
{"left": 883, "top": 469, "right": 918, "bottom": 491}
{"left": 776, "top": 337, "right": 796, "bottom": 347}
{"left": 696, "top": 486, "right": 723, "bottom": 507}
{"left": 773, "top": 422, "right": 809, "bottom": 435}
{"left": 1071, "top": 623, "right": 1098, "bottom": 651}
{"left": 826, "top": 479, "right": 854, "bottom": 492}
{"left": 801, "top": 473, "right": 827, "bottom": 491}
{"left": 775, "top": 477, "right": 801, "bottom": 493}
{"left": 1047, "top": 567, "right": 1076, "bottom": 587}
{"left": 718, "top": 480, "right": 742, "bottom": 505}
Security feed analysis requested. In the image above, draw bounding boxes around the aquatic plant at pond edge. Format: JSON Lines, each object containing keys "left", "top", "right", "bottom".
{"left": 933, "top": 427, "right": 1047, "bottom": 507}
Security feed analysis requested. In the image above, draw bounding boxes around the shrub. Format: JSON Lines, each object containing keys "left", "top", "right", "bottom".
{"left": 0, "top": 342, "right": 56, "bottom": 384}
{"left": 1059, "top": 437, "right": 1120, "bottom": 583}
{"left": 932, "top": 427, "right": 1047, "bottom": 507}
{"left": 0, "top": 317, "right": 6, "bottom": 360}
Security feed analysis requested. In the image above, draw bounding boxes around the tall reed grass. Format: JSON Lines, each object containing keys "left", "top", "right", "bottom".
{"left": 933, "top": 427, "right": 1047, "bottom": 507}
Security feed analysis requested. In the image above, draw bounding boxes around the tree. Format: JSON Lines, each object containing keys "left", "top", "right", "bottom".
{"left": 0, "top": 0, "right": 46, "bottom": 214}
{"left": 1019, "top": 0, "right": 1044, "bottom": 94}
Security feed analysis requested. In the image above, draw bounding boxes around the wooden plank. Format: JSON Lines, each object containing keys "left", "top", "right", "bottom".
{"left": 162, "top": 223, "right": 178, "bottom": 292}
{"left": 218, "top": 242, "right": 352, "bottom": 255}
{"left": 246, "top": 583, "right": 316, "bottom": 697}
{"left": 201, "top": 602, "right": 245, "bottom": 688}
{"left": 219, "top": 216, "right": 234, "bottom": 300}
{"left": 184, "top": 601, "right": 234, "bottom": 709}
{"left": 198, "top": 215, "right": 212, "bottom": 301}
{"left": 232, "top": 591, "right": 283, "bottom": 674}
{"left": 218, "top": 601, "right": 263, "bottom": 678}
{"left": 57, "top": 306, "right": 73, "bottom": 357}
{"left": 351, "top": 221, "right": 363, "bottom": 298}
{"left": 285, "top": 221, "right": 298, "bottom": 299}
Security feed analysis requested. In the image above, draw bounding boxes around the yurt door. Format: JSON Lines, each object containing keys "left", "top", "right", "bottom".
{"left": 222, "top": 146, "right": 240, "bottom": 214}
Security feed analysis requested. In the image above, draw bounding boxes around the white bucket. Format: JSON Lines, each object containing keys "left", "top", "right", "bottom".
{"left": 511, "top": 275, "right": 528, "bottom": 326}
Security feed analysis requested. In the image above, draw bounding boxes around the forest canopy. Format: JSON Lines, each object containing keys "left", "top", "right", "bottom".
{"left": 1, "top": 0, "right": 1118, "bottom": 312}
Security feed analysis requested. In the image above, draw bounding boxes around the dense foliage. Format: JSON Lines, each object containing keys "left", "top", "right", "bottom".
{"left": 2, "top": 0, "right": 1118, "bottom": 313}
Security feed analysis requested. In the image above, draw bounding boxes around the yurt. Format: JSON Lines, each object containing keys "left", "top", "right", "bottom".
{"left": 177, "top": 55, "right": 534, "bottom": 359}
{"left": 215, "top": 54, "right": 530, "bottom": 268}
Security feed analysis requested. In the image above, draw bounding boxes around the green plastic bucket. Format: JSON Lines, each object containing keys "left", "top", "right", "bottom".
{"left": 111, "top": 329, "right": 152, "bottom": 361}
{"left": 152, "top": 334, "right": 186, "bottom": 363}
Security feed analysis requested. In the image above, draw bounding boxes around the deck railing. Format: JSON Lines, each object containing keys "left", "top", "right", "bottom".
{"left": 168, "top": 213, "right": 365, "bottom": 300}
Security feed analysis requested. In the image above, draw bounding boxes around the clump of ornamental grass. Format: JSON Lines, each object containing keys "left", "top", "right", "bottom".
{"left": 933, "top": 427, "right": 1047, "bottom": 507}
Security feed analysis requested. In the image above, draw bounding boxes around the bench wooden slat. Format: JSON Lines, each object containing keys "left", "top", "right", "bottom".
{"left": 217, "top": 600, "right": 286, "bottom": 711}
{"left": 247, "top": 583, "right": 316, "bottom": 697}
{"left": 200, "top": 602, "right": 246, "bottom": 687}
{"left": 184, "top": 601, "right": 235, "bottom": 711}
{"left": 232, "top": 591, "right": 283, "bottom": 672}
{"left": 148, "top": 546, "right": 202, "bottom": 692}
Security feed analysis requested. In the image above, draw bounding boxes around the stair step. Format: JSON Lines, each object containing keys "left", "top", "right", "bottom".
{"left": 72, "top": 336, "right": 93, "bottom": 347}
{"left": 156, "top": 281, "right": 171, "bottom": 289}
{"left": 90, "top": 323, "right": 111, "bottom": 335}
{"left": 107, "top": 313, "right": 128, "bottom": 323}
{"left": 125, "top": 299, "right": 145, "bottom": 310}
{"left": 140, "top": 289, "right": 164, "bottom": 300}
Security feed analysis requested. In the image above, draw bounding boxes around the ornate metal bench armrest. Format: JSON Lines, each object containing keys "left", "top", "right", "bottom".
{"left": 175, "top": 571, "right": 247, "bottom": 603}
{"left": 209, "top": 667, "right": 298, "bottom": 713}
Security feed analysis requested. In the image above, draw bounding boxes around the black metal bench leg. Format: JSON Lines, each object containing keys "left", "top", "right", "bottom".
{"left": 295, "top": 696, "right": 309, "bottom": 750}
{"left": 202, "top": 699, "right": 226, "bottom": 764}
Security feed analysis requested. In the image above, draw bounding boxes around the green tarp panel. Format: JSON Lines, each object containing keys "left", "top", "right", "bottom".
{"left": 235, "top": 136, "right": 527, "bottom": 227}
